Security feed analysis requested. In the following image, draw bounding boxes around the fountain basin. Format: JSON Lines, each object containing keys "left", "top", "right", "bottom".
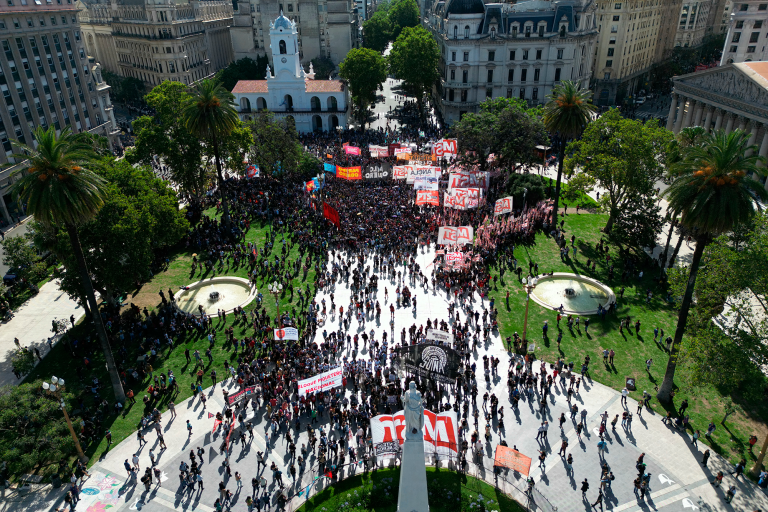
{"left": 174, "top": 276, "right": 256, "bottom": 316}
{"left": 528, "top": 273, "right": 614, "bottom": 315}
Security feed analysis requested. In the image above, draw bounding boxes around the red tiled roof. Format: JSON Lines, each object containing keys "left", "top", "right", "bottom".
{"left": 305, "top": 80, "right": 345, "bottom": 93}
{"left": 743, "top": 61, "right": 768, "bottom": 83}
{"left": 232, "top": 81, "right": 269, "bottom": 94}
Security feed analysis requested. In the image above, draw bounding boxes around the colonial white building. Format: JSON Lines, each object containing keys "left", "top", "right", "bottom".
{"left": 232, "top": 14, "right": 348, "bottom": 133}
{"left": 425, "top": 0, "right": 598, "bottom": 125}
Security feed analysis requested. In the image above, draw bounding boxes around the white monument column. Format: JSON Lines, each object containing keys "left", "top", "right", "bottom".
{"left": 666, "top": 94, "right": 678, "bottom": 131}
{"left": 725, "top": 114, "right": 735, "bottom": 134}
{"left": 703, "top": 107, "right": 714, "bottom": 132}
{"left": 692, "top": 102, "right": 704, "bottom": 127}
{"left": 674, "top": 96, "right": 687, "bottom": 133}
{"left": 713, "top": 109, "right": 724, "bottom": 132}
{"left": 397, "top": 381, "right": 430, "bottom": 512}
{"left": 682, "top": 99, "right": 696, "bottom": 130}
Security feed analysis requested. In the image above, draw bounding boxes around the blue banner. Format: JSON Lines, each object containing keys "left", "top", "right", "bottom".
{"left": 324, "top": 163, "right": 336, "bottom": 174}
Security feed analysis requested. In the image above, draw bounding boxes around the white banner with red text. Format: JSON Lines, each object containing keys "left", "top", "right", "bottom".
{"left": 297, "top": 366, "right": 343, "bottom": 397}
{"left": 370, "top": 409, "right": 459, "bottom": 457}
{"left": 437, "top": 226, "right": 473, "bottom": 245}
{"left": 447, "top": 171, "right": 489, "bottom": 191}
{"left": 494, "top": 196, "right": 514, "bottom": 216}
{"left": 274, "top": 327, "right": 299, "bottom": 341}
{"left": 444, "top": 188, "right": 483, "bottom": 210}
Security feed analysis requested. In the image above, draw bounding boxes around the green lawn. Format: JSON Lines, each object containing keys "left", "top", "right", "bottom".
{"left": 296, "top": 467, "right": 524, "bottom": 512}
{"left": 543, "top": 177, "right": 599, "bottom": 210}
{"left": 22, "top": 217, "right": 320, "bottom": 472}
{"left": 488, "top": 213, "right": 768, "bottom": 470}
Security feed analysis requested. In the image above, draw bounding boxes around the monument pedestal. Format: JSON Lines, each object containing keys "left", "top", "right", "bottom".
{"left": 397, "top": 431, "right": 430, "bottom": 512}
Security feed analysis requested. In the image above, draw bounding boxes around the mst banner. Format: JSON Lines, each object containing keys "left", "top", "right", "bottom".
{"left": 437, "top": 226, "right": 473, "bottom": 245}
{"left": 494, "top": 196, "right": 513, "bottom": 216}
{"left": 371, "top": 409, "right": 459, "bottom": 457}
{"left": 297, "top": 366, "right": 343, "bottom": 397}
{"left": 448, "top": 171, "right": 490, "bottom": 191}
{"left": 395, "top": 343, "right": 461, "bottom": 384}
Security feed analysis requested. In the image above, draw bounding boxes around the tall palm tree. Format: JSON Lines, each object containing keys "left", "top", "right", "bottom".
{"left": 542, "top": 80, "right": 597, "bottom": 228}
{"left": 9, "top": 126, "right": 125, "bottom": 402}
{"left": 657, "top": 129, "right": 767, "bottom": 402}
{"left": 182, "top": 79, "right": 239, "bottom": 229}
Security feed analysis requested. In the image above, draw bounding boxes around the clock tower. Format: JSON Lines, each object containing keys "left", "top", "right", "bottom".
{"left": 268, "top": 12, "right": 303, "bottom": 80}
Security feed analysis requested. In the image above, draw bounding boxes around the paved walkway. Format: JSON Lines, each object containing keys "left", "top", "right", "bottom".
{"left": 5, "top": 245, "right": 765, "bottom": 512}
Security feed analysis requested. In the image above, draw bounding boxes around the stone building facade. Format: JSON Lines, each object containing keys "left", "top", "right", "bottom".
{"left": 78, "top": 0, "right": 234, "bottom": 87}
{"left": 720, "top": 0, "right": 768, "bottom": 64}
{"left": 230, "top": 0, "right": 358, "bottom": 69}
{"left": 425, "top": 0, "right": 598, "bottom": 126}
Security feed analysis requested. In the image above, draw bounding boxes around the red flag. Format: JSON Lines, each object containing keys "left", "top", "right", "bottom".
{"left": 325, "top": 470, "right": 333, "bottom": 478}
{"left": 208, "top": 412, "right": 214, "bottom": 419}
{"left": 323, "top": 202, "right": 340, "bottom": 228}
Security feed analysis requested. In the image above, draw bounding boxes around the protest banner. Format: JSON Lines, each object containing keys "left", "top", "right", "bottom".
{"left": 494, "top": 196, "right": 513, "bottom": 216}
{"left": 225, "top": 385, "right": 258, "bottom": 406}
{"left": 274, "top": 327, "right": 299, "bottom": 341}
{"left": 432, "top": 139, "right": 458, "bottom": 157}
{"left": 444, "top": 188, "right": 483, "bottom": 210}
{"left": 415, "top": 190, "right": 439, "bottom": 206}
{"left": 392, "top": 165, "right": 410, "bottom": 180}
{"left": 395, "top": 147, "right": 411, "bottom": 159}
{"left": 370, "top": 409, "right": 459, "bottom": 457}
{"left": 409, "top": 153, "right": 433, "bottom": 163}
{"left": 344, "top": 145, "right": 361, "bottom": 155}
{"left": 426, "top": 329, "right": 454, "bottom": 344}
{"left": 447, "top": 171, "right": 489, "bottom": 191}
{"left": 337, "top": 166, "right": 362, "bottom": 180}
{"left": 368, "top": 145, "right": 389, "bottom": 157}
{"left": 436, "top": 226, "right": 473, "bottom": 245}
{"left": 406, "top": 165, "right": 441, "bottom": 184}
{"left": 323, "top": 202, "right": 340, "bottom": 227}
{"left": 305, "top": 180, "right": 315, "bottom": 192}
{"left": 388, "top": 143, "right": 401, "bottom": 156}
{"left": 245, "top": 164, "right": 260, "bottom": 178}
{"left": 297, "top": 366, "right": 343, "bottom": 397}
{"left": 493, "top": 445, "right": 532, "bottom": 476}
{"left": 395, "top": 343, "right": 461, "bottom": 383}
{"left": 323, "top": 163, "right": 336, "bottom": 174}
{"left": 446, "top": 251, "right": 464, "bottom": 263}
{"left": 363, "top": 165, "right": 390, "bottom": 180}
{"left": 413, "top": 176, "right": 439, "bottom": 190}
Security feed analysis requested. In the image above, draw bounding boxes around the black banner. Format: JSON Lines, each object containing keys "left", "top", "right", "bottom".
{"left": 395, "top": 343, "right": 461, "bottom": 384}
{"left": 363, "top": 164, "right": 390, "bottom": 181}
{"left": 375, "top": 441, "right": 400, "bottom": 456}
{"left": 226, "top": 385, "right": 257, "bottom": 406}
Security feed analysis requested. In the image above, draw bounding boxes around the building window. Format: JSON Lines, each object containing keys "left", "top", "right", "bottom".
{"left": 452, "top": 51, "right": 456, "bottom": 61}
{"left": 606, "top": 59, "right": 613, "bottom": 67}
{"left": 749, "top": 32, "right": 759, "bottom": 43}
{"left": 461, "top": 90, "right": 467, "bottom": 102}
{"left": 554, "top": 68, "right": 561, "bottom": 81}
{"left": 732, "top": 32, "right": 741, "bottom": 42}
{"left": 740, "top": 3, "right": 748, "bottom": 10}
{"left": 454, "top": 26, "right": 457, "bottom": 38}
{"left": 754, "top": 20, "right": 763, "bottom": 28}
{"left": 287, "top": 4, "right": 293, "bottom": 11}
{"left": 463, "top": 51, "right": 469, "bottom": 61}
{"left": 519, "top": 88, "right": 525, "bottom": 99}
{"left": 532, "top": 88, "right": 538, "bottom": 100}
{"left": 557, "top": 48, "right": 563, "bottom": 59}
{"left": 730, "top": 45, "right": 738, "bottom": 52}
{"left": 464, "top": 25, "right": 470, "bottom": 38}
{"left": 525, "top": 26, "right": 531, "bottom": 37}
{"left": 536, "top": 49, "right": 542, "bottom": 60}
{"left": 487, "top": 69, "right": 493, "bottom": 82}
{"left": 611, "top": 24, "right": 618, "bottom": 32}
{"left": 486, "top": 88, "right": 492, "bottom": 98}
{"left": 512, "top": 26, "right": 518, "bottom": 37}
{"left": 604, "top": 72, "right": 610, "bottom": 80}
{"left": 613, "top": 15, "right": 620, "bottom": 21}
{"left": 607, "top": 48, "right": 614, "bottom": 56}
{"left": 450, "top": 69, "right": 455, "bottom": 80}
{"left": 538, "top": 25, "right": 544, "bottom": 37}
{"left": 508, "top": 69, "right": 514, "bottom": 82}
{"left": 462, "top": 69, "right": 468, "bottom": 83}
{"left": 523, "top": 49, "right": 529, "bottom": 60}
{"left": 520, "top": 69, "right": 527, "bottom": 82}
{"left": 279, "top": 40, "right": 287, "bottom": 54}
{"left": 448, "top": 89, "right": 454, "bottom": 101}
{"left": 759, "top": 4, "right": 767, "bottom": 9}
{"left": 507, "top": 89, "right": 512, "bottom": 98}
{"left": 609, "top": 37, "right": 616, "bottom": 44}
{"left": 533, "top": 68, "right": 540, "bottom": 81}
{"left": 747, "top": 45, "right": 756, "bottom": 52}
{"left": 488, "top": 50, "right": 495, "bottom": 61}
{"left": 509, "top": 50, "right": 516, "bottom": 60}
{"left": 736, "top": 21, "right": 744, "bottom": 29}
{"left": 615, "top": 3, "right": 622, "bottom": 8}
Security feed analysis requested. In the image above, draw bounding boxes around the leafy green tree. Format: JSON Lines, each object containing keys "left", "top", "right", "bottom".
{"left": 102, "top": 71, "right": 146, "bottom": 104}
{"left": 126, "top": 81, "right": 209, "bottom": 199}
{"left": 9, "top": 126, "right": 125, "bottom": 402}
{"left": 388, "top": 26, "right": 439, "bottom": 118}
{"left": 309, "top": 57, "right": 336, "bottom": 80}
{"left": 608, "top": 191, "right": 663, "bottom": 252}
{"left": 182, "top": 79, "right": 240, "bottom": 228}
{"left": 11, "top": 349, "right": 35, "bottom": 378}
{"left": 566, "top": 109, "right": 673, "bottom": 233}
{"left": 656, "top": 129, "right": 768, "bottom": 403}
{"left": 248, "top": 112, "right": 302, "bottom": 177}
{"left": 215, "top": 56, "right": 269, "bottom": 91}
{"left": 0, "top": 234, "right": 40, "bottom": 279}
{"left": 451, "top": 98, "right": 547, "bottom": 174}
{"left": 543, "top": 80, "right": 597, "bottom": 228}
{"left": 562, "top": 172, "right": 595, "bottom": 204}
{"left": 339, "top": 48, "right": 388, "bottom": 128}
{"left": 216, "top": 124, "right": 254, "bottom": 178}
{"left": 376, "top": 0, "right": 392, "bottom": 13}
{"left": 504, "top": 173, "right": 547, "bottom": 208}
{"left": 32, "top": 160, "right": 188, "bottom": 305}
{"left": 363, "top": 12, "right": 393, "bottom": 53}
{"left": 388, "top": 0, "right": 420, "bottom": 39}
{"left": 0, "top": 382, "right": 77, "bottom": 477}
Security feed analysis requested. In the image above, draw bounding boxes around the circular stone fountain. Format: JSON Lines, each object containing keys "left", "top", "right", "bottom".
{"left": 528, "top": 272, "right": 615, "bottom": 315}
{"left": 174, "top": 277, "right": 257, "bottom": 316}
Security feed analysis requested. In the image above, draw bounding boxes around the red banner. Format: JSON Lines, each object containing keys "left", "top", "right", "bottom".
{"left": 344, "top": 146, "right": 361, "bottom": 155}
{"left": 323, "top": 202, "right": 340, "bottom": 227}
{"left": 493, "top": 445, "right": 532, "bottom": 476}
{"left": 337, "top": 166, "right": 362, "bottom": 180}
{"left": 415, "top": 190, "right": 439, "bottom": 205}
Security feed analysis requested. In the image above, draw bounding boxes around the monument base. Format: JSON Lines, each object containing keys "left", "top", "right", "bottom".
{"left": 397, "top": 431, "right": 430, "bottom": 512}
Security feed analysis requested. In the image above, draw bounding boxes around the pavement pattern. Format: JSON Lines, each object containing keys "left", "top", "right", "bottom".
{"left": 8, "top": 245, "right": 765, "bottom": 512}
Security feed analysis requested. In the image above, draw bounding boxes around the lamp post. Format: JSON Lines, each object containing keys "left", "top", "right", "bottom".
{"left": 42, "top": 376, "right": 88, "bottom": 463}
{"left": 268, "top": 281, "right": 283, "bottom": 328}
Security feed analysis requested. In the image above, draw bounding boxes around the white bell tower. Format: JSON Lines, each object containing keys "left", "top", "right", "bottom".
{"left": 269, "top": 12, "right": 302, "bottom": 79}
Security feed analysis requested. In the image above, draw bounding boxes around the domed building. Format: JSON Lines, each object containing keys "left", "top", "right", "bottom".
{"left": 232, "top": 14, "right": 349, "bottom": 133}
{"left": 425, "top": 0, "right": 598, "bottom": 125}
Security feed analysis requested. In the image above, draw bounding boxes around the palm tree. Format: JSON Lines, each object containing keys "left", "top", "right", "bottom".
{"left": 182, "top": 79, "right": 239, "bottom": 229}
{"left": 542, "top": 80, "right": 597, "bottom": 228}
{"left": 656, "top": 129, "right": 767, "bottom": 402}
{"left": 9, "top": 126, "right": 125, "bottom": 402}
